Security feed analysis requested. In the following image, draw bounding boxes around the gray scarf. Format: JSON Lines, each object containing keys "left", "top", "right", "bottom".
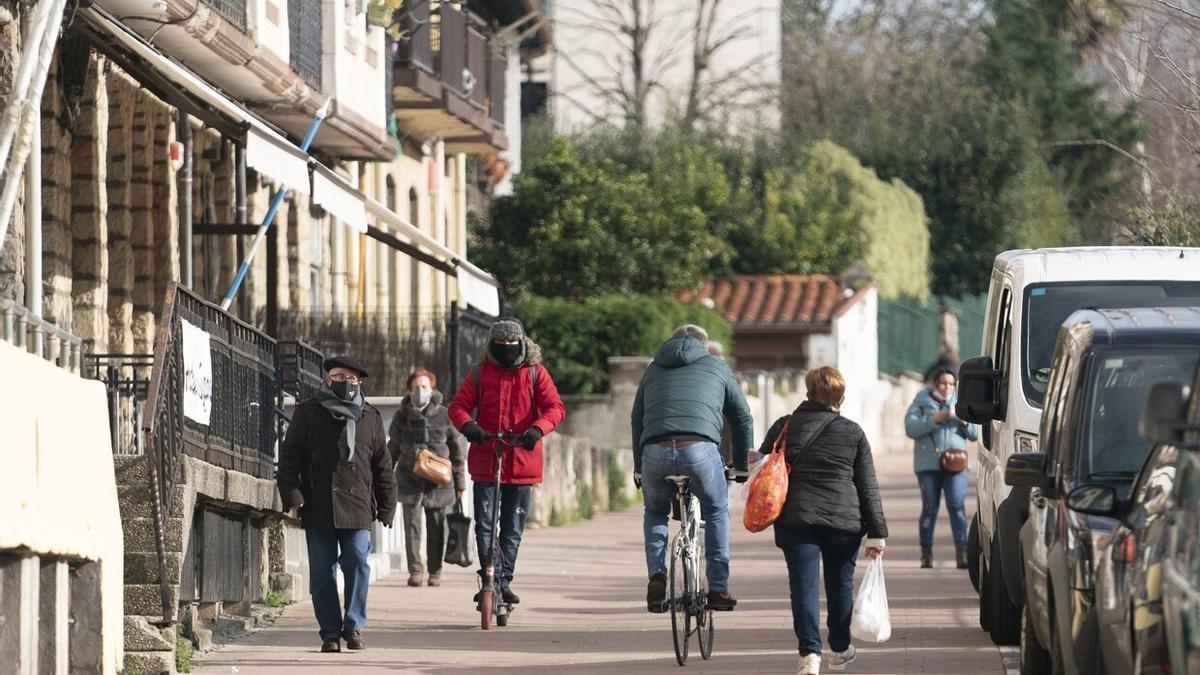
{"left": 316, "top": 385, "right": 365, "bottom": 461}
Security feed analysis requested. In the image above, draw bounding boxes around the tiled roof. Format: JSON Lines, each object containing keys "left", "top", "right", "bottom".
{"left": 680, "top": 275, "right": 870, "bottom": 329}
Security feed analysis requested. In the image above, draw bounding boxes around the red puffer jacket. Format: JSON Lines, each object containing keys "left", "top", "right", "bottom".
{"left": 448, "top": 356, "right": 566, "bottom": 484}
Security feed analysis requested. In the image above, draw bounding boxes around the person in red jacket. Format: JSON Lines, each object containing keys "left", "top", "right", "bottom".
{"left": 449, "top": 317, "right": 566, "bottom": 605}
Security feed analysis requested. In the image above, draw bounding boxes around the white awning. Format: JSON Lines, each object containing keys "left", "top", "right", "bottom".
{"left": 245, "top": 131, "right": 311, "bottom": 196}
{"left": 312, "top": 166, "right": 367, "bottom": 233}
{"left": 456, "top": 261, "right": 501, "bottom": 316}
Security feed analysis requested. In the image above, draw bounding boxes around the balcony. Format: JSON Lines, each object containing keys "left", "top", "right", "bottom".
{"left": 392, "top": 0, "right": 509, "bottom": 153}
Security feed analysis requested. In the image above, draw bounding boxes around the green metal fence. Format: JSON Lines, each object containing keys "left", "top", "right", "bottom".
{"left": 878, "top": 294, "right": 986, "bottom": 376}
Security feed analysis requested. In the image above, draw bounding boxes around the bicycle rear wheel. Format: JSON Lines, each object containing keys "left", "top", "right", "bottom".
{"left": 696, "top": 524, "right": 714, "bottom": 659}
{"left": 669, "top": 535, "right": 691, "bottom": 666}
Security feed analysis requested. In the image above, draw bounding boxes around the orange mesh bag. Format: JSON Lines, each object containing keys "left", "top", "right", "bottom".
{"left": 743, "top": 419, "right": 791, "bottom": 532}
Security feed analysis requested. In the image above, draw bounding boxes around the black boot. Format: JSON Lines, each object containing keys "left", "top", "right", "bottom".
{"left": 647, "top": 572, "right": 668, "bottom": 613}
{"left": 920, "top": 546, "right": 933, "bottom": 568}
{"left": 956, "top": 546, "right": 969, "bottom": 570}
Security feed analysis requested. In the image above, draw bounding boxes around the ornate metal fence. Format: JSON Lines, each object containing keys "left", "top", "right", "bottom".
{"left": 450, "top": 305, "right": 493, "bottom": 395}
{"left": 142, "top": 283, "right": 282, "bottom": 622}
{"left": 84, "top": 353, "right": 153, "bottom": 456}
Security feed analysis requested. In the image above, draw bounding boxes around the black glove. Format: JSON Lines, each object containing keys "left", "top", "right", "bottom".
{"left": 520, "top": 427, "right": 543, "bottom": 450}
{"left": 726, "top": 466, "right": 750, "bottom": 483}
{"left": 633, "top": 473, "right": 643, "bottom": 490}
{"left": 461, "top": 421, "right": 486, "bottom": 443}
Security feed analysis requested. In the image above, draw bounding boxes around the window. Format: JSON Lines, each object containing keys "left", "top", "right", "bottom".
{"left": 1080, "top": 349, "right": 1199, "bottom": 478}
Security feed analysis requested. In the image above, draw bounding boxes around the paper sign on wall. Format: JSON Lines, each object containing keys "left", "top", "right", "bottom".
{"left": 181, "top": 319, "right": 213, "bottom": 426}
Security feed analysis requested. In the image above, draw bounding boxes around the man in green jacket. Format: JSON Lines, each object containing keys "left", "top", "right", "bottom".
{"left": 631, "top": 325, "right": 754, "bottom": 613}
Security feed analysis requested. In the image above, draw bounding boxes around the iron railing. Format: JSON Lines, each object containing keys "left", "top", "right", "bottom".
{"left": 450, "top": 304, "right": 493, "bottom": 395}
{"left": 278, "top": 309, "right": 451, "bottom": 397}
{"left": 84, "top": 354, "right": 153, "bottom": 456}
{"left": 143, "top": 283, "right": 283, "bottom": 623}
{"left": 200, "top": 0, "right": 248, "bottom": 31}
{"left": 288, "top": 0, "right": 323, "bottom": 90}
{"left": 0, "top": 297, "right": 83, "bottom": 372}
{"left": 279, "top": 339, "right": 325, "bottom": 402}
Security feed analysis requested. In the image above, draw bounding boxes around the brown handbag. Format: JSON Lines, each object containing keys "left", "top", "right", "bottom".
{"left": 939, "top": 449, "right": 969, "bottom": 473}
{"left": 413, "top": 448, "right": 454, "bottom": 487}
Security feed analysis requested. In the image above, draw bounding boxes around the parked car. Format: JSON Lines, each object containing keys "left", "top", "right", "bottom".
{"left": 1005, "top": 307, "right": 1200, "bottom": 674}
{"left": 1085, "top": 358, "right": 1200, "bottom": 675}
{"left": 957, "top": 247, "right": 1200, "bottom": 645}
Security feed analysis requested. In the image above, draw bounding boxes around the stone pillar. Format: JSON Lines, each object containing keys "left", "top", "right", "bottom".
{"left": 129, "top": 93, "right": 157, "bottom": 354}
{"left": 39, "top": 55, "right": 73, "bottom": 331}
{"left": 938, "top": 305, "right": 960, "bottom": 364}
{"left": 71, "top": 54, "right": 109, "bottom": 354}
{"left": 608, "top": 356, "right": 652, "bottom": 449}
{"left": 152, "top": 104, "right": 180, "bottom": 312}
{"left": 106, "top": 75, "right": 135, "bottom": 354}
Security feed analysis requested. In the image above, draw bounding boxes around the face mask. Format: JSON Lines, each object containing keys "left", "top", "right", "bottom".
{"left": 490, "top": 341, "right": 523, "bottom": 367}
{"left": 330, "top": 380, "right": 361, "bottom": 402}
{"left": 414, "top": 386, "right": 432, "bottom": 406}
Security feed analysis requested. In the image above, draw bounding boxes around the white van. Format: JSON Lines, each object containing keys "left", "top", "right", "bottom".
{"left": 955, "top": 246, "right": 1200, "bottom": 645}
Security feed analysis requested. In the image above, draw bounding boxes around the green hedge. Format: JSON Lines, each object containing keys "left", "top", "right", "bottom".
{"left": 515, "top": 294, "right": 733, "bottom": 395}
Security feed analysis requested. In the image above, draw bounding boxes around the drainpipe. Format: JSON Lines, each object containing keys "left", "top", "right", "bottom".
{"left": 22, "top": 8, "right": 43, "bottom": 358}
{"left": 433, "top": 140, "right": 445, "bottom": 305}
{"left": 178, "top": 112, "right": 193, "bottom": 288}
{"left": 234, "top": 143, "right": 248, "bottom": 316}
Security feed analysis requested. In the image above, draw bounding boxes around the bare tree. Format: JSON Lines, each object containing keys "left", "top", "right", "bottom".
{"left": 1085, "top": 0, "right": 1200, "bottom": 201}
{"left": 555, "top": 0, "right": 770, "bottom": 130}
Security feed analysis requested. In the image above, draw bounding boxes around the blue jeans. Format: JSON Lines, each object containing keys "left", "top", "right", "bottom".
{"left": 917, "top": 469, "right": 969, "bottom": 548}
{"left": 473, "top": 482, "right": 533, "bottom": 589}
{"left": 775, "top": 524, "right": 861, "bottom": 656}
{"left": 305, "top": 528, "right": 372, "bottom": 641}
{"left": 641, "top": 441, "right": 730, "bottom": 592}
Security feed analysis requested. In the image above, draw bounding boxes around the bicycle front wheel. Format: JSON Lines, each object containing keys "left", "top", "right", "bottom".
{"left": 669, "top": 535, "right": 691, "bottom": 666}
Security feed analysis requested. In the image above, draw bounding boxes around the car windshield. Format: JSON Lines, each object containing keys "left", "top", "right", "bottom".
{"left": 1023, "top": 282, "right": 1200, "bottom": 406}
{"left": 1081, "top": 349, "right": 1199, "bottom": 479}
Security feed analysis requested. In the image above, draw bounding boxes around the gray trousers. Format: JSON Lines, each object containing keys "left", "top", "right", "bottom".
{"left": 402, "top": 503, "right": 447, "bottom": 575}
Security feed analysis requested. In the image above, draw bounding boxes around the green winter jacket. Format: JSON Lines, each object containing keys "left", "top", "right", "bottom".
{"left": 630, "top": 336, "right": 755, "bottom": 471}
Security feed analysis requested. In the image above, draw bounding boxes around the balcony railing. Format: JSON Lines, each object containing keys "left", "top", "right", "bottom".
{"left": 288, "top": 0, "right": 323, "bottom": 90}
{"left": 393, "top": 0, "right": 507, "bottom": 134}
{"left": 200, "top": 0, "right": 248, "bottom": 32}
{"left": 0, "top": 297, "right": 83, "bottom": 373}
{"left": 85, "top": 353, "right": 153, "bottom": 456}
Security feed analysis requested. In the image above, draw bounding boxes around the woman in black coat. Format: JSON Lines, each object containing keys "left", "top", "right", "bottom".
{"left": 387, "top": 368, "right": 466, "bottom": 587}
{"left": 758, "top": 367, "right": 888, "bottom": 675}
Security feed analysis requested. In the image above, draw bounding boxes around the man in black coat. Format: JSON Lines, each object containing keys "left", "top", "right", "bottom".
{"left": 277, "top": 356, "right": 397, "bottom": 653}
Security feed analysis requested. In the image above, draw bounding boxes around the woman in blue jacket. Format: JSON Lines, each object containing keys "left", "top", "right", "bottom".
{"left": 904, "top": 366, "right": 978, "bottom": 569}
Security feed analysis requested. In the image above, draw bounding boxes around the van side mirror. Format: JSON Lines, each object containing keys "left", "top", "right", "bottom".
{"left": 1005, "top": 452, "right": 1053, "bottom": 490}
{"left": 1139, "top": 382, "right": 1197, "bottom": 447}
{"left": 957, "top": 356, "right": 1004, "bottom": 423}
{"left": 1066, "top": 483, "right": 1123, "bottom": 518}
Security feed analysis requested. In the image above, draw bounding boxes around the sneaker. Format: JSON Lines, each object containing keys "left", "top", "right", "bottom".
{"left": 407, "top": 572, "right": 424, "bottom": 587}
{"left": 706, "top": 590, "right": 737, "bottom": 611}
{"left": 797, "top": 653, "right": 821, "bottom": 675}
{"left": 647, "top": 573, "right": 668, "bottom": 613}
{"left": 342, "top": 630, "right": 365, "bottom": 651}
{"left": 428, "top": 574, "right": 442, "bottom": 587}
{"left": 320, "top": 639, "right": 341, "bottom": 653}
{"left": 501, "top": 587, "right": 520, "bottom": 604}
{"left": 828, "top": 644, "right": 856, "bottom": 671}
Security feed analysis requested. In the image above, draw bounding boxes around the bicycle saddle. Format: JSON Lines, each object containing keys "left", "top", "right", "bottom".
{"left": 664, "top": 475, "right": 692, "bottom": 486}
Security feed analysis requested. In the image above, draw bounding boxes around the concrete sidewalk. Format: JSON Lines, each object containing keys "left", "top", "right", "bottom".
{"left": 194, "top": 451, "right": 1003, "bottom": 674}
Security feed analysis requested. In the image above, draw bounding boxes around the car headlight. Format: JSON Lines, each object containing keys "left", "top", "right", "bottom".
{"left": 1014, "top": 431, "right": 1039, "bottom": 454}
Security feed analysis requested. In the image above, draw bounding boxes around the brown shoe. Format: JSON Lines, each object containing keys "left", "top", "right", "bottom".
{"left": 407, "top": 572, "right": 424, "bottom": 587}
{"left": 428, "top": 573, "right": 442, "bottom": 587}
{"left": 706, "top": 590, "right": 737, "bottom": 611}
{"left": 921, "top": 547, "right": 933, "bottom": 568}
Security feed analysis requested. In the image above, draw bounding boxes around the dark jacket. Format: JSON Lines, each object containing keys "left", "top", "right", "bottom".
{"left": 631, "top": 336, "right": 754, "bottom": 471}
{"left": 387, "top": 390, "right": 466, "bottom": 509}
{"left": 759, "top": 401, "right": 888, "bottom": 539}
{"left": 277, "top": 398, "right": 398, "bottom": 530}
{"left": 448, "top": 337, "right": 566, "bottom": 484}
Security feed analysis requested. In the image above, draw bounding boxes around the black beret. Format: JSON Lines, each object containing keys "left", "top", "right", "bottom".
{"left": 323, "top": 355, "right": 369, "bottom": 379}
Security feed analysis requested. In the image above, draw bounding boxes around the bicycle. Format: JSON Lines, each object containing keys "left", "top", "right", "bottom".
{"left": 476, "top": 430, "right": 520, "bottom": 630}
{"left": 663, "top": 474, "right": 715, "bottom": 665}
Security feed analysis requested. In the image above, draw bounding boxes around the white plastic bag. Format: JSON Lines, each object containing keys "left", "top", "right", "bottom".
{"left": 850, "top": 556, "right": 891, "bottom": 642}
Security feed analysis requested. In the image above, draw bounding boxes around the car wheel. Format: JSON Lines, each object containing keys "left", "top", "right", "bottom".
{"left": 986, "top": 535, "right": 1021, "bottom": 645}
{"left": 1021, "top": 601, "right": 1052, "bottom": 674}
{"left": 968, "top": 514, "right": 982, "bottom": 592}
